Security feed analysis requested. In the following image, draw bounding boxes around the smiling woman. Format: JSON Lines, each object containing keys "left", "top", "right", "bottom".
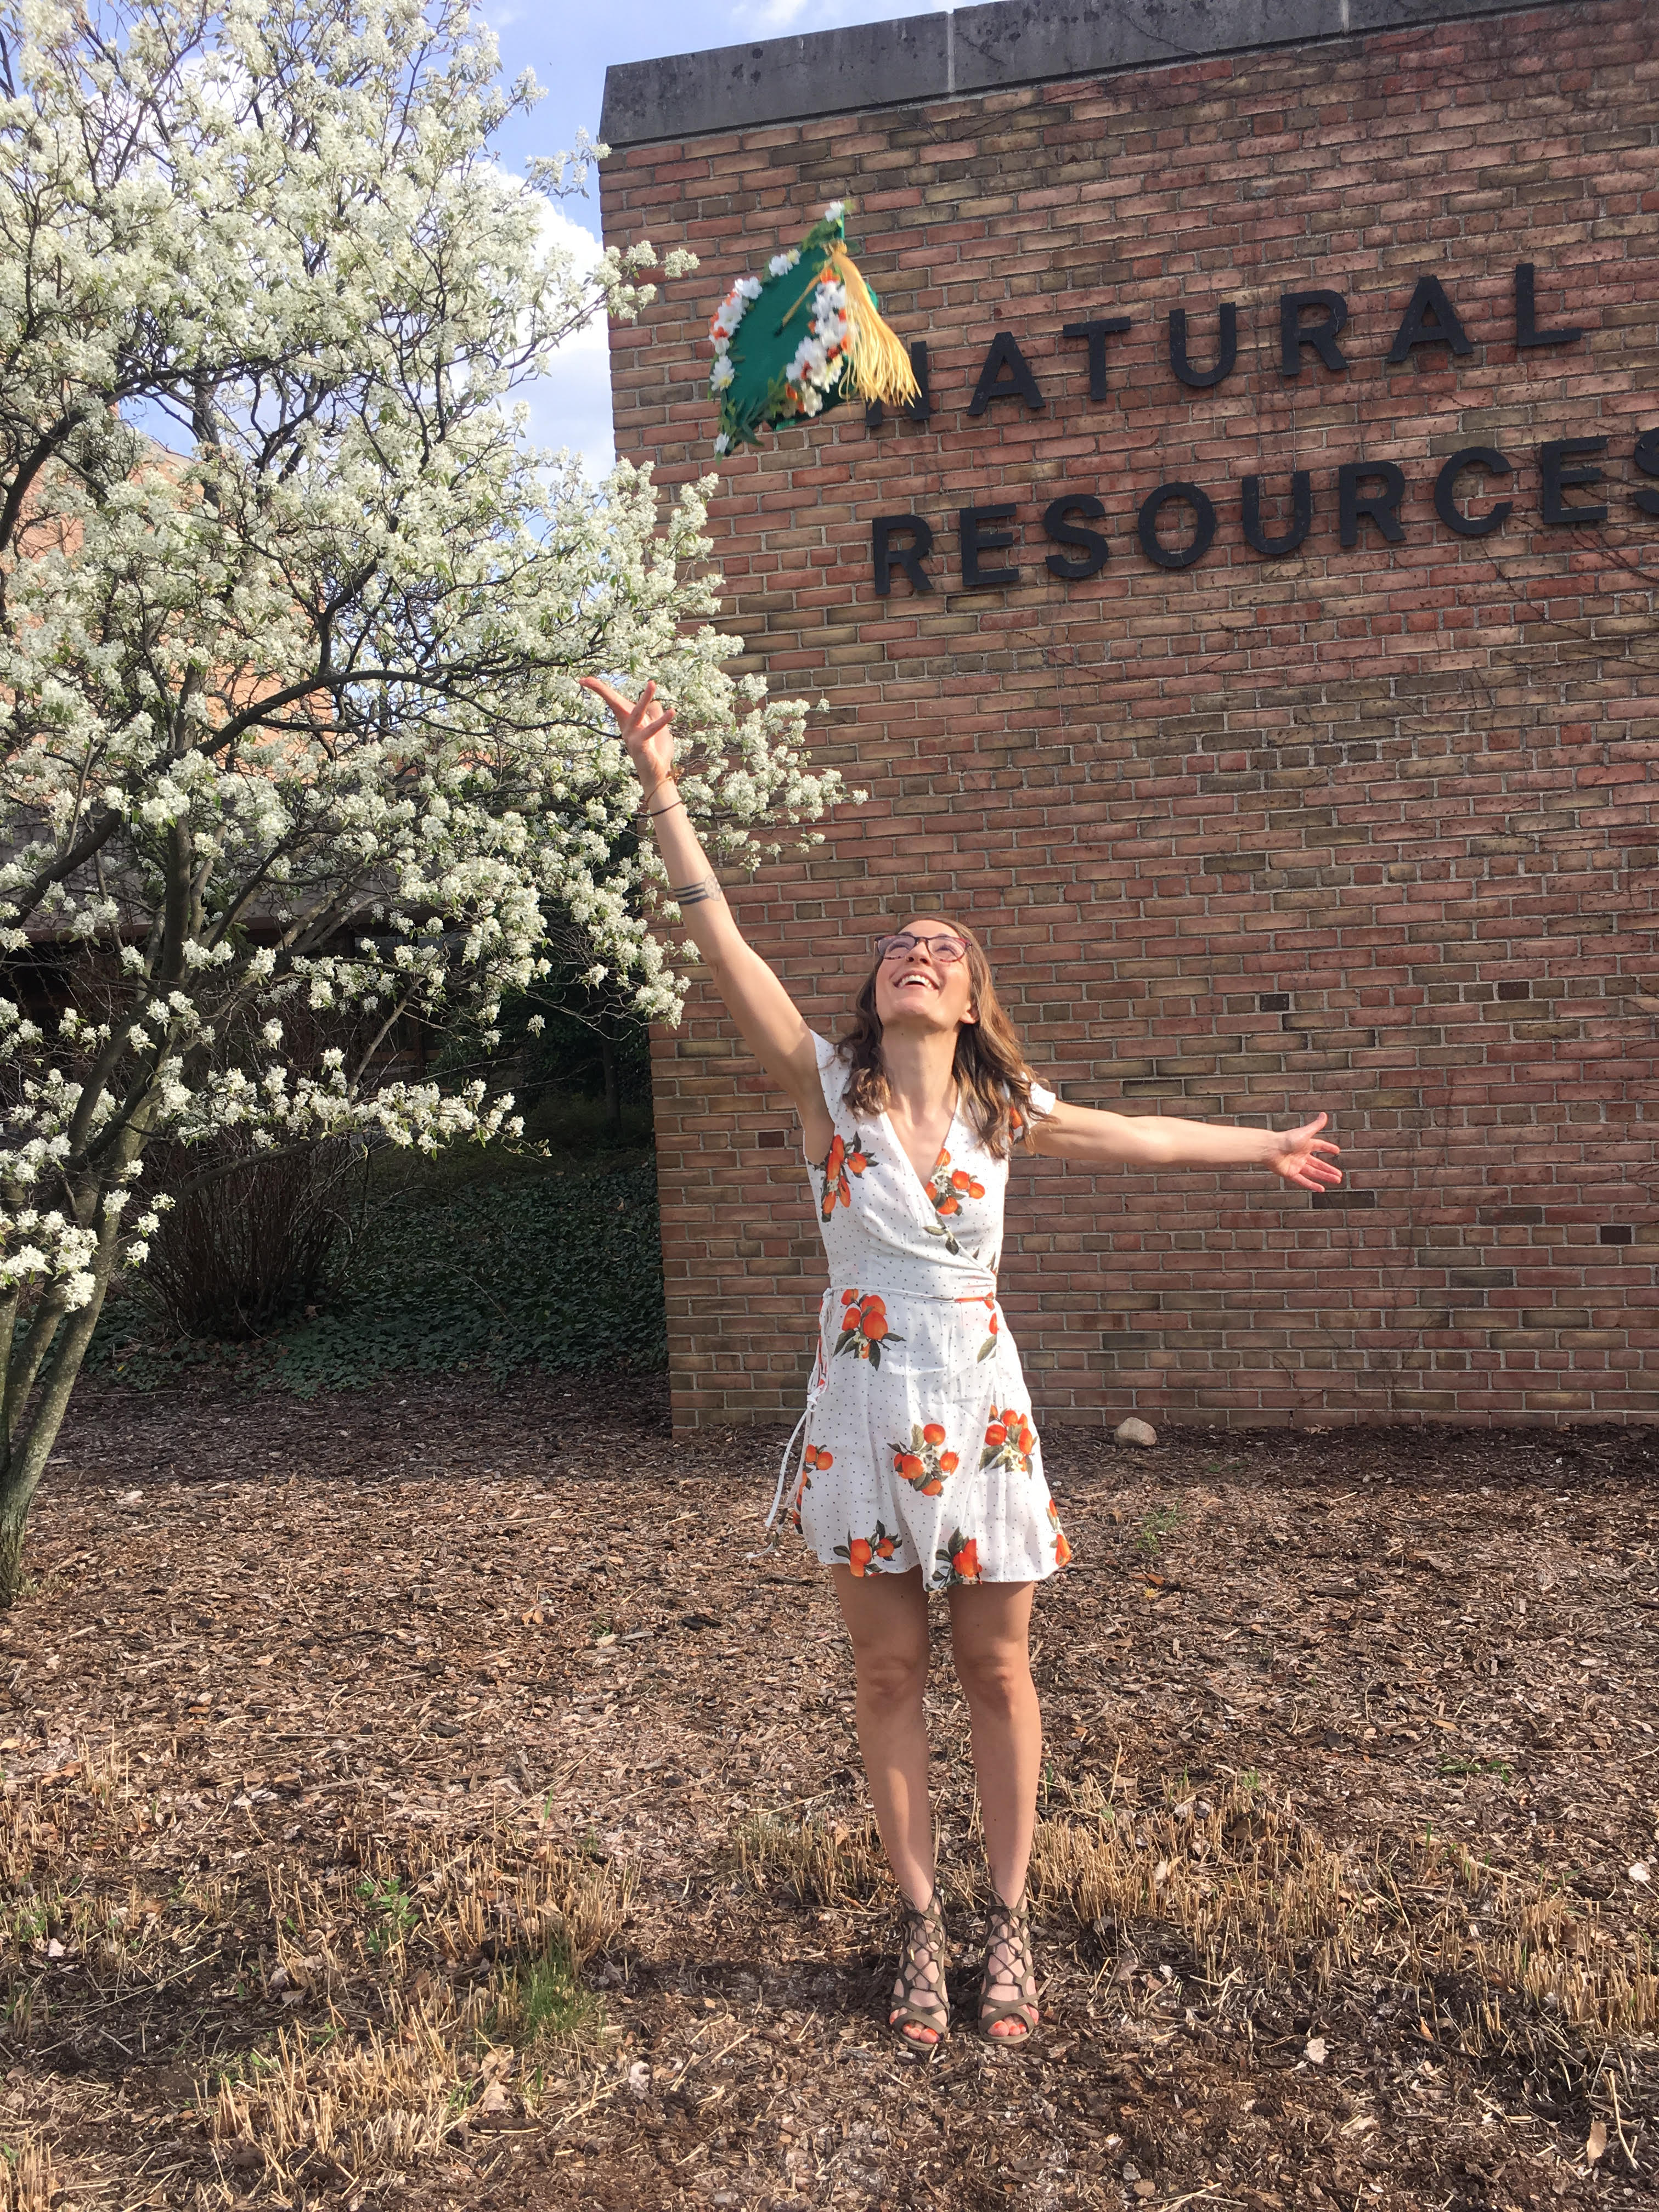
{"left": 582, "top": 674, "right": 1343, "bottom": 2059}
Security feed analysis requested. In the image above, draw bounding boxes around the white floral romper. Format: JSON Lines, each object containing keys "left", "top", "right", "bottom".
{"left": 781, "top": 1032, "right": 1073, "bottom": 1589}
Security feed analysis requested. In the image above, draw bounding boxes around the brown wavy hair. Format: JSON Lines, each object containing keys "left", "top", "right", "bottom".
{"left": 835, "top": 917, "right": 1040, "bottom": 1160}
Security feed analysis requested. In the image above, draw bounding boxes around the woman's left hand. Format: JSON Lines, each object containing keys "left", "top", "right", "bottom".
{"left": 1267, "top": 1114, "right": 1342, "bottom": 1192}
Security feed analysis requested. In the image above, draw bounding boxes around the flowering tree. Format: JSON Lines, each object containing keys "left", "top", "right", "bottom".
{"left": 0, "top": 0, "right": 843, "bottom": 1601}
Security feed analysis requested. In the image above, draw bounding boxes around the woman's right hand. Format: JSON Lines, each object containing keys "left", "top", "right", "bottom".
{"left": 582, "top": 680, "right": 826, "bottom": 1151}
{"left": 579, "top": 676, "right": 676, "bottom": 799}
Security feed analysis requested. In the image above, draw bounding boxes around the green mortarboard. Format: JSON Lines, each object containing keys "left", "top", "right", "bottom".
{"left": 707, "top": 200, "right": 919, "bottom": 455}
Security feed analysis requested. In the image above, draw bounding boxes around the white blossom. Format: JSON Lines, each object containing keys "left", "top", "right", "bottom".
{"left": 0, "top": 0, "right": 852, "bottom": 1499}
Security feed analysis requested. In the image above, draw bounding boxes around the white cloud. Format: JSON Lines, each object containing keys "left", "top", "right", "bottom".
{"left": 518, "top": 198, "right": 616, "bottom": 483}
{"left": 730, "top": 0, "right": 951, "bottom": 29}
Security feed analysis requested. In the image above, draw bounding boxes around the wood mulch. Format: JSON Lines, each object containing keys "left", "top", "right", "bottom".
{"left": 4, "top": 1374, "right": 1656, "bottom": 2209}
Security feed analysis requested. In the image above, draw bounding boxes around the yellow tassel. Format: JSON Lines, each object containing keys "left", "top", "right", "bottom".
{"left": 772, "top": 234, "right": 921, "bottom": 409}
{"left": 825, "top": 244, "right": 921, "bottom": 409}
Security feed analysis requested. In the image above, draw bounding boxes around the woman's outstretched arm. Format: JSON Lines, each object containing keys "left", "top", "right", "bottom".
{"left": 1029, "top": 1099, "right": 1342, "bottom": 1195}
{"left": 579, "top": 678, "right": 831, "bottom": 1144}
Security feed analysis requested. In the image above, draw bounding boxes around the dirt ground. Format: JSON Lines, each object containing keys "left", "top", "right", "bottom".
{"left": 3, "top": 1376, "right": 1656, "bottom": 2210}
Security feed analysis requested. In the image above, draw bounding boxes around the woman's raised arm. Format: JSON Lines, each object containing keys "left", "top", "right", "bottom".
{"left": 579, "top": 679, "right": 830, "bottom": 1144}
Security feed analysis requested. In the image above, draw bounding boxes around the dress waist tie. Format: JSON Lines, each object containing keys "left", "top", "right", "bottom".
{"left": 764, "top": 1401, "right": 817, "bottom": 1537}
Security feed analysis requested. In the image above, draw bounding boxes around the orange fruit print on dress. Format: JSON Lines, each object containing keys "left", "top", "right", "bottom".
{"left": 890, "top": 1420, "right": 953, "bottom": 1497}
{"left": 819, "top": 1131, "right": 871, "bottom": 1220}
{"left": 981, "top": 1406, "right": 1036, "bottom": 1477}
{"left": 835, "top": 1520, "right": 902, "bottom": 1576}
{"left": 834, "top": 1290, "right": 901, "bottom": 1368}
{"left": 931, "top": 1528, "right": 983, "bottom": 1588}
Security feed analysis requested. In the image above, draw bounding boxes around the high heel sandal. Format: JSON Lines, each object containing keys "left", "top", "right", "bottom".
{"left": 887, "top": 1890, "right": 950, "bottom": 2058}
{"left": 978, "top": 1892, "right": 1040, "bottom": 2046}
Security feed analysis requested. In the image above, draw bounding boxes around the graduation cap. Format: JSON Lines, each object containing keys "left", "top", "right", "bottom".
{"left": 708, "top": 200, "right": 920, "bottom": 454}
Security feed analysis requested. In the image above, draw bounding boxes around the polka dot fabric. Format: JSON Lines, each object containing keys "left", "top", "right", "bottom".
{"left": 787, "top": 1034, "right": 1073, "bottom": 1590}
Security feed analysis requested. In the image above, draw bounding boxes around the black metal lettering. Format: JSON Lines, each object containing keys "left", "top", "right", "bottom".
{"left": 1633, "top": 427, "right": 1659, "bottom": 517}
{"left": 1514, "top": 263, "right": 1583, "bottom": 352}
{"left": 1338, "top": 461, "right": 1407, "bottom": 547}
{"left": 871, "top": 514, "right": 935, "bottom": 597}
{"left": 1432, "top": 447, "right": 1513, "bottom": 538}
{"left": 968, "top": 332, "right": 1046, "bottom": 416}
{"left": 1169, "top": 303, "right": 1238, "bottom": 390}
{"left": 1136, "top": 482, "right": 1217, "bottom": 569}
{"left": 959, "top": 504, "right": 1020, "bottom": 589}
{"left": 865, "top": 341, "right": 933, "bottom": 425}
{"left": 1385, "top": 274, "right": 1472, "bottom": 365}
{"left": 1242, "top": 472, "right": 1312, "bottom": 558}
{"left": 1539, "top": 438, "right": 1608, "bottom": 527}
{"left": 1060, "top": 317, "right": 1132, "bottom": 401}
{"left": 1042, "top": 495, "right": 1109, "bottom": 580}
{"left": 1278, "top": 291, "right": 1349, "bottom": 377}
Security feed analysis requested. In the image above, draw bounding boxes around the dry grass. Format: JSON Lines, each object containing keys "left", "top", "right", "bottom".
{"left": 0, "top": 2135, "right": 57, "bottom": 2212}
{"left": 736, "top": 1811, "right": 889, "bottom": 1908}
{"left": 1, "top": 1734, "right": 201, "bottom": 2042}
{"left": 2, "top": 1738, "right": 634, "bottom": 2206}
{"left": 1027, "top": 1769, "right": 1659, "bottom": 2095}
{"left": 263, "top": 1818, "right": 634, "bottom": 1988}
{"left": 740, "top": 1772, "right": 1658, "bottom": 2109}
{"left": 1471, "top": 1888, "right": 1658, "bottom": 2041}
{"left": 204, "top": 1827, "right": 635, "bottom": 2196}
{"left": 1029, "top": 1772, "right": 1363, "bottom": 1989}
{"left": 208, "top": 1981, "right": 500, "bottom": 2198}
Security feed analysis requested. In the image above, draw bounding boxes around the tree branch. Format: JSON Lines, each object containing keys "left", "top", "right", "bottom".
{"left": 3, "top": 807, "right": 121, "bottom": 929}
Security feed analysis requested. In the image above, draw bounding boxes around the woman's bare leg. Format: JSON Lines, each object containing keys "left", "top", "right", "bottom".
{"left": 832, "top": 1563, "right": 944, "bottom": 2047}
{"left": 832, "top": 1564, "right": 935, "bottom": 1904}
{"left": 948, "top": 1579, "right": 1042, "bottom": 2036}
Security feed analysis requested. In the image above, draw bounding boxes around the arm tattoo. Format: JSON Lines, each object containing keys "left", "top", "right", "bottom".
{"left": 670, "top": 875, "right": 723, "bottom": 907}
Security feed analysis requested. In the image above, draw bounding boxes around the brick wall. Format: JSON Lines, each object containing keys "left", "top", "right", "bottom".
{"left": 599, "top": 0, "right": 1659, "bottom": 1432}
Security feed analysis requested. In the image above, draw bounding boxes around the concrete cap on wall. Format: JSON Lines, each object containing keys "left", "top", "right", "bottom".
{"left": 601, "top": 0, "right": 1576, "bottom": 148}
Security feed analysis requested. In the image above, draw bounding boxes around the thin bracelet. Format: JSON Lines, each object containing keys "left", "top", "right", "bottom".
{"left": 645, "top": 796, "right": 686, "bottom": 819}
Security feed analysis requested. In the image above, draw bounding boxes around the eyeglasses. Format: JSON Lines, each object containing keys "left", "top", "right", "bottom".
{"left": 876, "top": 931, "right": 968, "bottom": 966}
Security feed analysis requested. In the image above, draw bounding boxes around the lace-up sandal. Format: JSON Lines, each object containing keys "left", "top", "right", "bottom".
{"left": 978, "top": 1892, "right": 1040, "bottom": 2046}
{"left": 887, "top": 1891, "right": 950, "bottom": 2057}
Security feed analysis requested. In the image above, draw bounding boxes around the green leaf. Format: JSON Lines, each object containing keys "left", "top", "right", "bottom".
{"left": 114, "top": 1160, "right": 667, "bottom": 1395}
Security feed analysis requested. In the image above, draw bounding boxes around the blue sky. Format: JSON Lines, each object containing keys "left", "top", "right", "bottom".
{"left": 488, "top": 0, "right": 945, "bottom": 475}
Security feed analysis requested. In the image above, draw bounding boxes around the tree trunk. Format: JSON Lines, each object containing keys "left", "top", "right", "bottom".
{"left": 601, "top": 1035, "right": 620, "bottom": 1131}
{"left": 0, "top": 1511, "right": 25, "bottom": 1616}
{"left": 0, "top": 1248, "right": 116, "bottom": 1609}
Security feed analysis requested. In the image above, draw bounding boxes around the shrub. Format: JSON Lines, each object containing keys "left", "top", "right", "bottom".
{"left": 140, "top": 1138, "right": 366, "bottom": 1341}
